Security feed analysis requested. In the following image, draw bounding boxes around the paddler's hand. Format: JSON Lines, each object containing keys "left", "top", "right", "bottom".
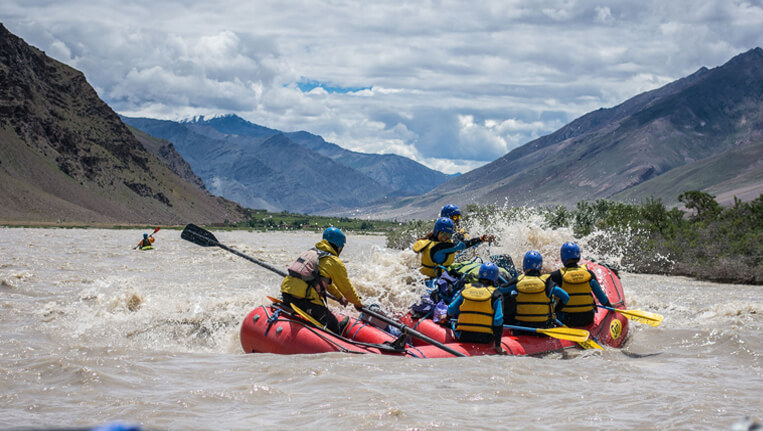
{"left": 480, "top": 234, "right": 495, "bottom": 244}
{"left": 338, "top": 297, "right": 348, "bottom": 307}
{"left": 354, "top": 303, "right": 364, "bottom": 311}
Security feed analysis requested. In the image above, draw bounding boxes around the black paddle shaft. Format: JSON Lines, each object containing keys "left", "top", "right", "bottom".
{"left": 356, "top": 303, "right": 467, "bottom": 357}
{"left": 181, "top": 224, "right": 287, "bottom": 277}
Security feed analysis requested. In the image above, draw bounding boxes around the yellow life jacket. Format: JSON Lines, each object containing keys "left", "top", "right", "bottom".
{"left": 559, "top": 266, "right": 595, "bottom": 313}
{"left": 454, "top": 283, "right": 497, "bottom": 334}
{"left": 515, "top": 274, "right": 553, "bottom": 323}
{"left": 413, "top": 239, "right": 455, "bottom": 278}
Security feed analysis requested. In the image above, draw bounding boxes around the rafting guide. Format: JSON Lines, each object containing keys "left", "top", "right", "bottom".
{"left": 280, "top": 227, "right": 364, "bottom": 335}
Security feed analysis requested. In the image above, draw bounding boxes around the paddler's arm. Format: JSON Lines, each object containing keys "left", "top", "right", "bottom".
{"left": 493, "top": 296, "right": 504, "bottom": 352}
{"left": 590, "top": 276, "right": 611, "bottom": 307}
{"left": 463, "top": 235, "right": 494, "bottom": 249}
{"left": 447, "top": 293, "right": 464, "bottom": 317}
{"left": 323, "top": 256, "right": 362, "bottom": 308}
{"left": 432, "top": 242, "right": 466, "bottom": 264}
{"left": 549, "top": 285, "right": 570, "bottom": 304}
{"left": 493, "top": 297, "right": 503, "bottom": 327}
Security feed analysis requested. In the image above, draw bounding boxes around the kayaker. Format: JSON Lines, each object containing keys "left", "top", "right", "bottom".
{"left": 413, "top": 217, "right": 493, "bottom": 280}
{"left": 447, "top": 262, "right": 505, "bottom": 353}
{"left": 280, "top": 227, "right": 364, "bottom": 334}
{"left": 550, "top": 242, "right": 612, "bottom": 327}
{"left": 439, "top": 204, "right": 495, "bottom": 245}
{"left": 136, "top": 233, "right": 155, "bottom": 249}
{"left": 499, "top": 251, "right": 569, "bottom": 330}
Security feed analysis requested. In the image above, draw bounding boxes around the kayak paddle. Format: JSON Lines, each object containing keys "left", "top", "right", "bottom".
{"left": 597, "top": 305, "right": 663, "bottom": 327}
{"left": 134, "top": 226, "right": 160, "bottom": 249}
{"left": 181, "top": 224, "right": 467, "bottom": 357}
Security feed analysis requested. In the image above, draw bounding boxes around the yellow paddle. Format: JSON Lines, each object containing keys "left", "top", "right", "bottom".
{"left": 598, "top": 305, "right": 663, "bottom": 327}
{"left": 291, "top": 304, "right": 330, "bottom": 331}
{"left": 555, "top": 319, "right": 603, "bottom": 350}
{"left": 504, "top": 324, "right": 590, "bottom": 343}
{"left": 267, "top": 295, "right": 328, "bottom": 329}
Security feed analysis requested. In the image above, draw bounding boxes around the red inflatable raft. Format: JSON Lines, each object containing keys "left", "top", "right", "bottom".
{"left": 239, "top": 260, "right": 629, "bottom": 357}
{"left": 399, "top": 260, "right": 629, "bottom": 355}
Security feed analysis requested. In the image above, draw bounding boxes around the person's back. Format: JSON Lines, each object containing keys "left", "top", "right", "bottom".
{"left": 281, "top": 227, "right": 363, "bottom": 334}
{"left": 447, "top": 262, "right": 504, "bottom": 353}
{"left": 505, "top": 251, "right": 569, "bottom": 330}
{"left": 551, "top": 242, "right": 611, "bottom": 327}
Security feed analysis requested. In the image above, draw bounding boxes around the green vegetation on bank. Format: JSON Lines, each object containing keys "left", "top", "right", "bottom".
{"left": 387, "top": 192, "right": 763, "bottom": 285}
{"left": 222, "top": 209, "right": 401, "bottom": 233}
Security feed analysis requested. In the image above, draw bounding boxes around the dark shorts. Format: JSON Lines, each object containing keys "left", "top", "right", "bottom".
{"left": 559, "top": 310, "right": 595, "bottom": 327}
{"left": 282, "top": 293, "right": 340, "bottom": 334}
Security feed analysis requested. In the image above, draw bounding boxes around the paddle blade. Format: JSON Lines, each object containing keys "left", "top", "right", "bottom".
{"left": 151, "top": 226, "right": 160, "bottom": 236}
{"left": 578, "top": 338, "right": 604, "bottom": 350}
{"left": 617, "top": 309, "right": 663, "bottom": 327}
{"left": 556, "top": 320, "right": 603, "bottom": 350}
{"left": 537, "top": 327, "right": 591, "bottom": 343}
{"left": 291, "top": 304, "right": 328, "bottom": 331}
{"left": 181, "top": 224, "right": 220, "bottom": 247}
{"left": 267, "top": 295, "right": 282, "bottom": 305}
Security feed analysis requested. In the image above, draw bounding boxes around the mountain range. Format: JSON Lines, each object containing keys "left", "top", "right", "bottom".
{"left": 0, "top": 24, "right": 246, "bottom": 225}
{"left": 1, "top": 21, "right": 760, "bottom": 225}
{"left": 358, "top": 48, "right": 763, "bottom": 220}
{"left": 121, "top": 115, "right": 453, "bottom": 214}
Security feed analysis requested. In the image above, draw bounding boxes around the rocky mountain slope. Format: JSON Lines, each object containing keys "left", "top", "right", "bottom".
{"left": 0, "top": 24, "right": 246, "bottom": 225}
{"left": 363, "top": 48, "right": 763, "bottom": 220}
{"left": 122, "top": 115, "right": 453, "bottom": 213}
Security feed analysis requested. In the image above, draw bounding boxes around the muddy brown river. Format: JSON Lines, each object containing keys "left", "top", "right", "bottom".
{"left": 1, "top": 227, "right": 760, "bottom": 430}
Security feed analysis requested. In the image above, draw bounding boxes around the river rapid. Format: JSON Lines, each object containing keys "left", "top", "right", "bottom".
{"left": 0, "top": 227, "right": 760, "bottom": 430}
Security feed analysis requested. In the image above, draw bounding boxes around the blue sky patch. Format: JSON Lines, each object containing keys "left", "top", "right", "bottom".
{"left": 297, "top": 79, "right": 371, "bottom": 94}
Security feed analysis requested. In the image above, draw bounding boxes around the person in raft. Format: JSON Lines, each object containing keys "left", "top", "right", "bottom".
{"left": 447, "top": 262, "right": 504, "bottom": 353}
{"left": 136, "top": 233, "right": 155, "bottom": 249}
{"left": 500, "top": 251, "right": 569, "bottom": 330}
{"left": 439, "top": 204, "right": 495, "bottom": 245}
{"left": 550, "top": 242, "right": 612, "bottom": 327}
{"left": 413, "top": 217, "right": 493, "bottom": 280}
{"left": 280, "top": 227, "right": 364, "bottom": 334}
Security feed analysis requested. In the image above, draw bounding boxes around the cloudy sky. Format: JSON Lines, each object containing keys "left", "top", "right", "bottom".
{"left": 2, "top": 1, "right": 762, "bottom": 174}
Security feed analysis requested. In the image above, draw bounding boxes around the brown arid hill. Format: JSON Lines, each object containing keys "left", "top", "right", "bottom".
{"left": 0, "top": 24, "right": 246, "bottom": 226}
{"left": 358, "top": 48, "right": 763, "bottom": 221}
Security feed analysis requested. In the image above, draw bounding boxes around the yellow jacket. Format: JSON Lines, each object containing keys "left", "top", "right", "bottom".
{"left": 413, "top": 239, "right": 456, "bottom": 278}
{"left": 281, "top": 239, "right": 362, "bottom": 307}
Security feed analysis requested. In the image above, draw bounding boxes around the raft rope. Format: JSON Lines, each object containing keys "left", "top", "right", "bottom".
{"left": 264, "top": 308, "right": 281, "bottom": 336}
{"left": 268, "top": 305, "right": 409, "bottom": 354}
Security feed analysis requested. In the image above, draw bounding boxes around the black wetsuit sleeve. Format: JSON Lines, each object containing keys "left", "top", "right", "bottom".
{"left": 549, "top": 270, "right": 562, "bottom": 286}
{"left": 463, "top": 238, "right": 482, "bottom": 249}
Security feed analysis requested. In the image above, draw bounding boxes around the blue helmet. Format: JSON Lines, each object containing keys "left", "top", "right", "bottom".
{"left": 478, "top": 262, "right": 499, "bottom": 283}
{"left": 143, "top": 233, "right": 148, "bottom": 238}
{"left": 323, "top": 227, "right": 346, "bottom": 249}
{"left": 560, "top": 242, "right": 581, "bottom": 264}
{"left": 440, "top": 204, "right": 461, "bottom": 219}
{"left": 523, "top": 251, "right": 543, "bottom": 272}
{"left": 433, "top": 217, "right": 455, "bottom": 236}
